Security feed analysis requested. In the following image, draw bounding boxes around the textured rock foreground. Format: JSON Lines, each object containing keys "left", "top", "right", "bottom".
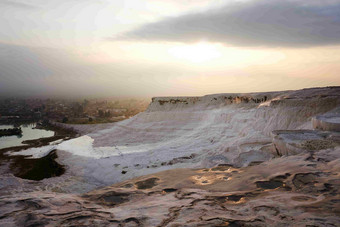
{"left": 1, "top": 87, "right": 340, "bottom": 226}
{"left": 1, "top": 140, "right": 340, "bottom": 226}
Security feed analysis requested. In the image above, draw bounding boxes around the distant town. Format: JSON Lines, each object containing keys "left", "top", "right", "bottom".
{"left": 0, "top": 98, "right": 150, "bottom": 125}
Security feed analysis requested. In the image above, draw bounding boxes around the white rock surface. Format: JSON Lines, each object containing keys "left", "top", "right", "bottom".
{"left": 2, "top": 87, "right": 340, "bottom": 226}
{"left": 8, "top": 87, "right": 340, "bottom": 192}
{"left": 312, "top": 107, "right": 340, "bottom": 131}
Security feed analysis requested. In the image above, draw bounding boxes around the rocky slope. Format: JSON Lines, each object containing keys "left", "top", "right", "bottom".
{"left": 1, "top": 86, "right": 340, "bottom": 226}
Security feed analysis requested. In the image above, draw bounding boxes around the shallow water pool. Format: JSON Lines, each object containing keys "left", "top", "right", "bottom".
{"left": 0, "top": 124, "right": 55, "bottom": 149}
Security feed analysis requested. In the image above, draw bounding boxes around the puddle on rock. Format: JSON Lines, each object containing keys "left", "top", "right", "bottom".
{"left": 256, "top": 180, "right": 283, "bottom": 190}
{"left": 135, "top": 177, "right": 159, "bottom": 189}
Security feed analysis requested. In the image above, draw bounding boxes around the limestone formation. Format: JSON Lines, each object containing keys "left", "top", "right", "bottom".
{"left": 1, "top": 86, "right": 340, "bottom": 226}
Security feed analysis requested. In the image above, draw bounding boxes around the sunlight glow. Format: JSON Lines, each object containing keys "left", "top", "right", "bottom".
{"left": 168, "top": 43, "right": 221, "bottom": 63}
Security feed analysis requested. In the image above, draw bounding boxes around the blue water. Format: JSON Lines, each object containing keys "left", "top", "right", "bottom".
{"left": 0, "top": 124, "right": 55, "bottom": 149}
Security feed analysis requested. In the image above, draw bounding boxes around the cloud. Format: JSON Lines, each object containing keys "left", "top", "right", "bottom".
{"left": 112, "top": 0, "right": 340, "bottom": 47}
{"left": 0, "top": 43, "right": 197, "bottom": 98}
{"left": 0, "top": 0, "right": 39, "bottom": 10}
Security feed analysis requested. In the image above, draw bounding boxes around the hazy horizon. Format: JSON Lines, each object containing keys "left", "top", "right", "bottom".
{"left": 1, "top": 0, "right": 340, "bottom": 98}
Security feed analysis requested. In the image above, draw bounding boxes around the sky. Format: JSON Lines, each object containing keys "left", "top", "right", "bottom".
{"left": 0, "top": 0, "right": 340, "bottom": 98}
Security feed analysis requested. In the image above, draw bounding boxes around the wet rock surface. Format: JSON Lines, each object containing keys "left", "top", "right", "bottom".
{"left": 1, "top": 87, "right": 340, "bottom": 226}
{"left": 135, "top": 177, "right": 160, "bottom": 189}
{"left": 2, "top": 135, "right": 340, "bottom": 226}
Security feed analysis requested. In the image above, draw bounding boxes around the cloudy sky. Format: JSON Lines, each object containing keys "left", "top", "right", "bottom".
{"left": 1, "top": 0, "right": 339, "bottom": 98}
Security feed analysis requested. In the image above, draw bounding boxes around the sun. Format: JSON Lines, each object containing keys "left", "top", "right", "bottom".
{"left": 168, "top": 42, "right": 221, "bottom": 63}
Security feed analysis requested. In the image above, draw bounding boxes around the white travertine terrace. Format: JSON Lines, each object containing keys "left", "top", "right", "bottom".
{"left": 7, "top": 87, "right": 340, "bottom": 192}
{"left": 312, "top": 107, "right": 340, "bottom": 132}
{"left": 2, "top": 87, "right": 340, "bottom": 226}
